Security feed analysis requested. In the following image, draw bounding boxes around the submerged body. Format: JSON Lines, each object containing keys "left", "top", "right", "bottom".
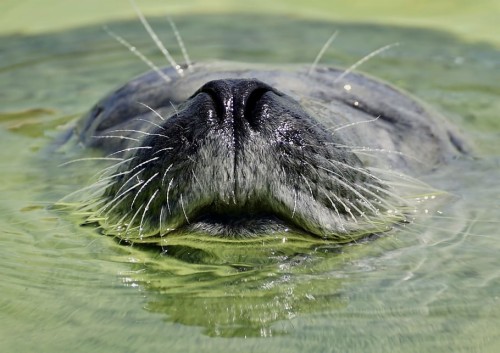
{"left": 72, "top": 61, "right": 467, "bottom": 244}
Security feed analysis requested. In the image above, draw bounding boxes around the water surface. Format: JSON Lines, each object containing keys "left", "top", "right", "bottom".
{"left": 1, "top": 10, "right": 499, "bottom": 353}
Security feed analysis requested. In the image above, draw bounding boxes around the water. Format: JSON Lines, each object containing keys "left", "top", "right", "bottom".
{"left": 1, "top": 12, "right": 499, "bottom": 353}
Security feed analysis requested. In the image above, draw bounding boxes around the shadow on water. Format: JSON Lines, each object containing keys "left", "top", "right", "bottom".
{"left": 1, "top": 13, "right": 499, "bottom": 347}
{"left": 113, "top": 239, "right": 349, "bottom": 337}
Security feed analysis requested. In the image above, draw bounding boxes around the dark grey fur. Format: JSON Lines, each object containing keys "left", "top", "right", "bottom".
{"left": 74, "top": 61, "right": 467, "bottom": 242}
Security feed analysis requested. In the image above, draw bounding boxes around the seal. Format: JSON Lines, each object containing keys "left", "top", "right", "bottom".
{"left": 71, "top": 59, "right": 468, "bottom": 244}
{"left": 62, "top": 5, "right": 469, "bottom": 244}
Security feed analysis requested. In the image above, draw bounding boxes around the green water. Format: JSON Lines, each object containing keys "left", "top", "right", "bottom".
{"left": 1, "top": 7, "right": 500, "bottom": 353}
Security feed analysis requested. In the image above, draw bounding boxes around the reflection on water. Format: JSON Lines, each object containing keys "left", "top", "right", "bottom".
{"left": 1, "top": 14, "right": 499, "bottom": 353}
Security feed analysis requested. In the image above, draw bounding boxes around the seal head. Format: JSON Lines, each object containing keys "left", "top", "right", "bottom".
{"left": 74, "top": 62, "right": 468, "bottom": 243}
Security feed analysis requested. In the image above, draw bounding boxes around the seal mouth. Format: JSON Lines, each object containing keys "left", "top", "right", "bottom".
{"left": 180, "top": 211, "right": 303, "bottom": 237}
{"left": 90, "top": 77, "right": 403, "bottom": 243}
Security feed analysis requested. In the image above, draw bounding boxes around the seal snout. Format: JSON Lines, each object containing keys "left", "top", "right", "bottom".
{"left": 195, "top": 79, "right": 278, "bottom": 137}
{"left": 93, "top": 76, "right": 405, "bottom": 241}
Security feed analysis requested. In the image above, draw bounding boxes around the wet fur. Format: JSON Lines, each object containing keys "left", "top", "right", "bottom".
{"left": 65, "top": 8, "right": 468, "bottom": 245}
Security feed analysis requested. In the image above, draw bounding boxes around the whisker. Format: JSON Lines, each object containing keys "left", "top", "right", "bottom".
{"left": 136, "top": 101, "right": 166, "bottom": 122}
{"left": 167, "top": 17, "right": 193, "bottom": 71}
{"left": 328, "top": 116, "right": 380, "bottom": 133}
{"left": 351, "top": 147, "right": 411, "bottom": 159}
{"left": 108, "top": 157, "right": 158, "bottom": 180}
{"left": 324, "top": 194, "right": 342, "bottom": 224}
{"left": 94, "top": 167, "right": 138, "bottom": 184}
{"left": 125, "top": 203, "right": 145, "bottom": 237}
{"left": 111, "top": 210, "right": 132, "bottom": 233}
{"left": 362, "top": 181, "right": 408, "bottom": 209}
{"left": 139, "top": 189, "right": 159, "bottom": 238}
{"left": 186, "top": 172, "right": 201, "bottom": 191}
{"left": 58, "top": 180, "right": 109, "bottom": 203}
{"left": 133, "top": 118, "right": 167, "bottom": 132}
{"left": 325, "top": 158, "right": 383, "bottom": 184}
{"left": 180, "top": 194, "right": 190, "bottom": 224}
{"left": 334, "top": 42, "right": 400, "bottom": 83}
{"left": 131, "top": 172, "right": 159, "bottom": 208}
{"left": 95, "top": 157, "right": 136, "bottom": 181}
{"left": 79, "top": 197, "right": 108, "bottom": 213}
{"left": 92, "top": 134, "right": 139, "bottom": 142}
{"left": 100, "top": 191, "right": 134, "bottom": 217}
{"left": 329, "top": 143, "right": 424, "bottom": 165}
{"left": 58, "top": 157, "right": 123, "bottom": 167}
{"left": 170, "top": 101, "right": 179, "bottom": 115}
{"left": 292, "top": 188, "right": 297, "bottom": 219}
{"left": 159, "top": 205, "right": 165, "bottom": 239}
{"left": 316, "top": 165, "right": 379, "bottom": 214}
{"left": 153, "top": 147, "right": 173, "bottom": 156}
{"left": 112, "top": 168, "right": 145, "bottom": 200}
{"left": 103, "top": 26, "right": 172, "bottom": 84}
{"left": 100, "top": 179, "right": 143, "bottom": 215}
{"left": 166, "top": 178, "right": 174, "bottom": 214}
{"left": 301, "top": 174, "right": 314, "bottom": 197}
{"left": 343, "top": 197, "right": 371, "bottom": 221}
{"left": 308, "top": 30, "right": 338, "bottom": 75}
{"left": 367, "top": 166, "right": 433, "bottom": 188}
{"left": 328, "top": 192, "right": 356, "bottom": 224}
{"left": 161, "top": 164, "right": 174, "bottom": 185}
{"left": 129, "top": 0, "right": 184, "bottom": 76}
{"left": 108, "top": 147, "right": 151, "bottom": 157}
{"left": 107, "top": 128, "right": 169, "bottom": 139}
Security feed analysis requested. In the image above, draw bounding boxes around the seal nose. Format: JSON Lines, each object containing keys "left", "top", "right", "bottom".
{"left": 197, "top": 79, "right": 275, "bottom": 127}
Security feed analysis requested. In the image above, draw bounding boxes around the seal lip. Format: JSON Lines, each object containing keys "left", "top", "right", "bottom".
{"left": 176, "top": 211, "right": 308, "bottom": 238}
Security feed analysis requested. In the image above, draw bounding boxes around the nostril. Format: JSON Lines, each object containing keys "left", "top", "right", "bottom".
{"left": 198, "top": 86, "right": 226, "bottom": 121}
{"left": 243, "top": 87, "right": 271, "bottom": 128}
{"left": 195, "top": 79, "right": 276, "bottom": 126}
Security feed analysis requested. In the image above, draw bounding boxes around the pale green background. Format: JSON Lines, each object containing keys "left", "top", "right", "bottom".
{"left": 2, "top": 0, "right": 500, "bottom": 46}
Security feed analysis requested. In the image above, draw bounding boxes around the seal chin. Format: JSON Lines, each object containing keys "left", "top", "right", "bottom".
{"left": 99, "top": 78, "right": 402, "bottom": 242}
